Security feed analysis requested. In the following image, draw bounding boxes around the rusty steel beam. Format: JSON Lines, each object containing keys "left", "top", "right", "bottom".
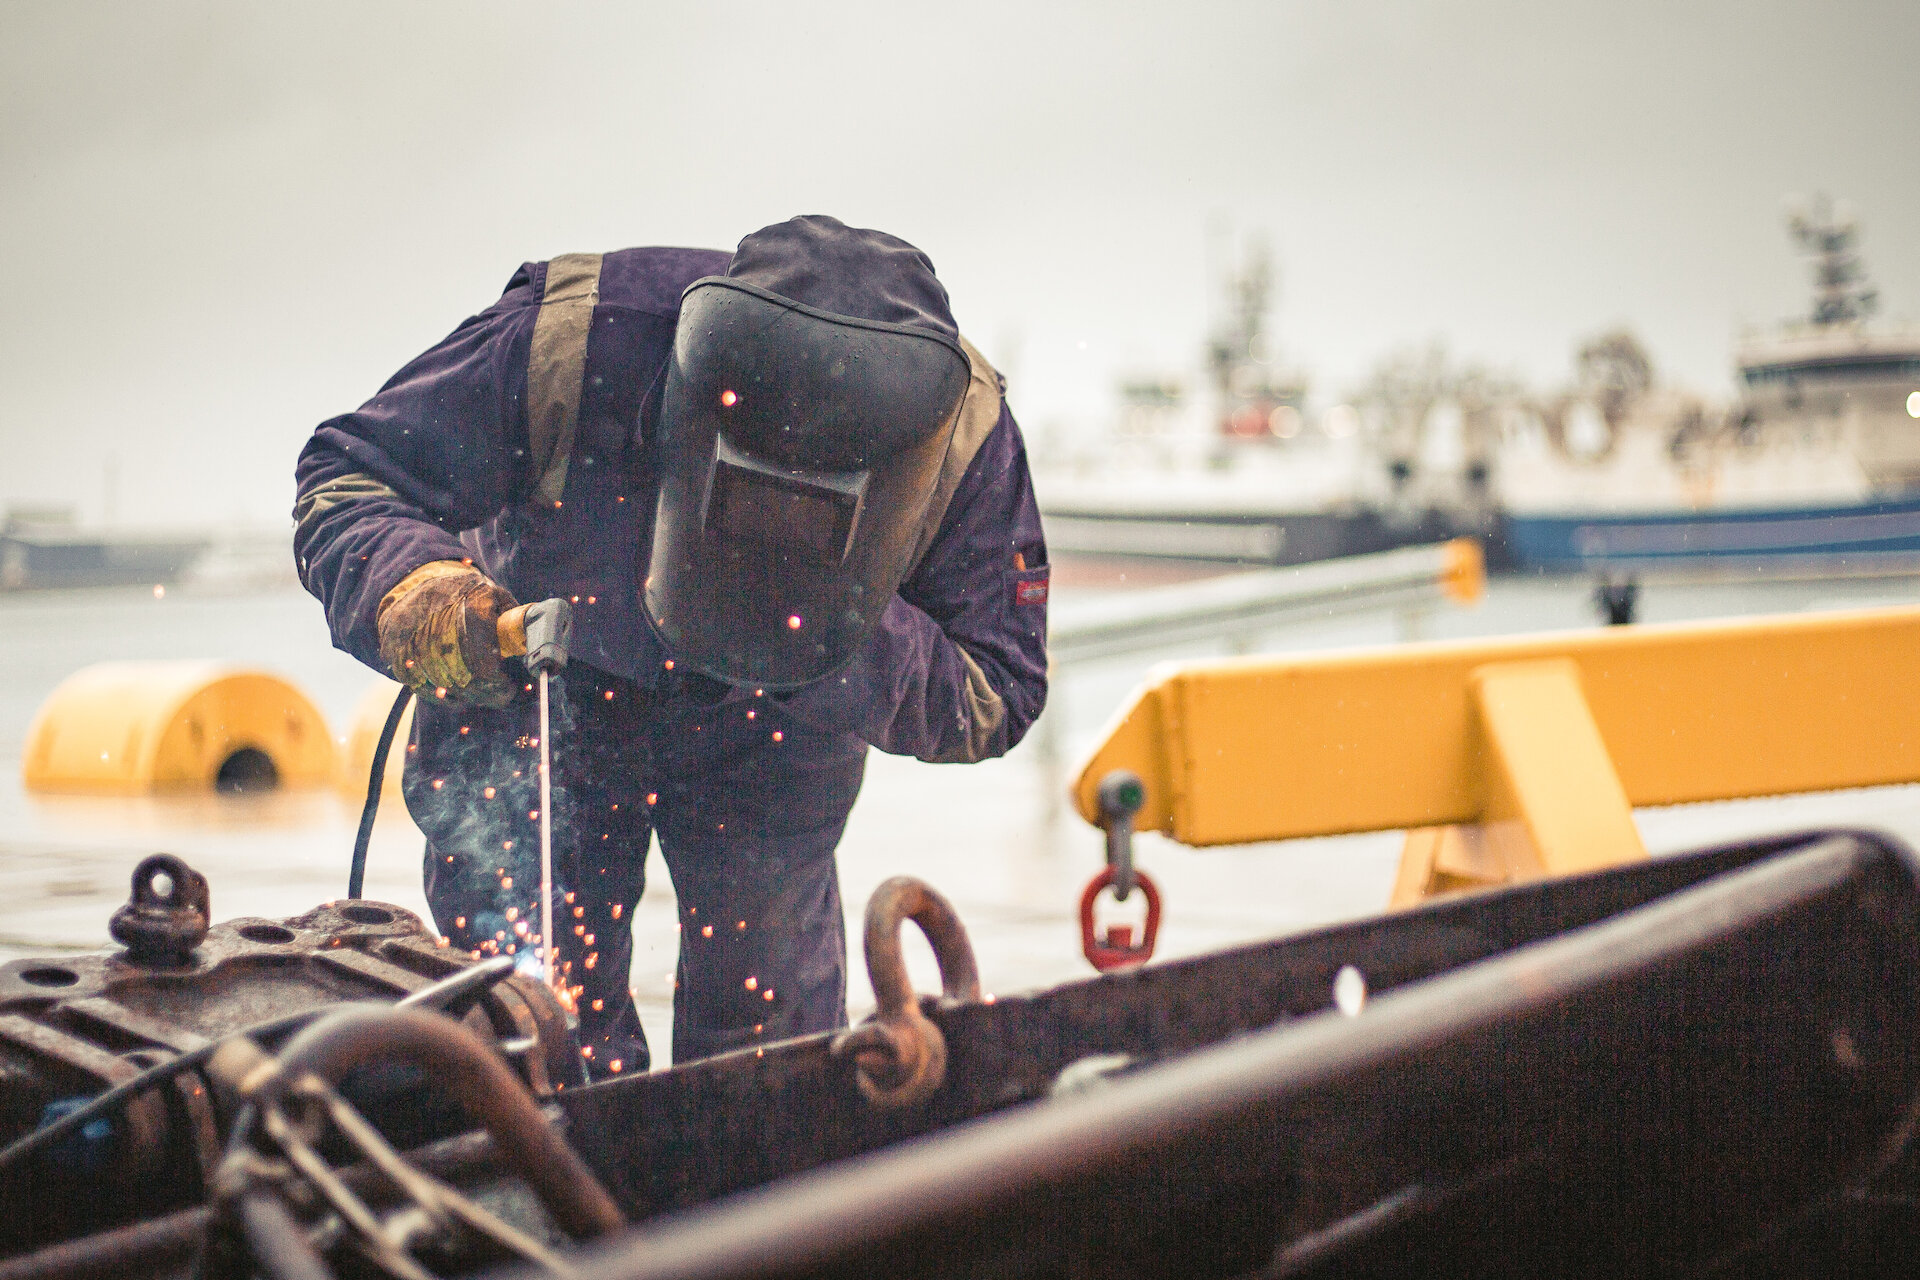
{"left": 552, "top": 832, "right": 1920, "bottom": 1280}
{"left": 15, "top": 830, "right": 1920, "bottom": 1278}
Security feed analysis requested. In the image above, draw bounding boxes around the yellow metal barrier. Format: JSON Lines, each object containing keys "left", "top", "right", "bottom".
{"left": 1071, "top": 604, "right": 1920, "bottom": 905}
{"left": 23, "top": 662, "right": 336, "bottom": 794}
{"left": 335, "top": 677, "right": 417, "bottom": 811}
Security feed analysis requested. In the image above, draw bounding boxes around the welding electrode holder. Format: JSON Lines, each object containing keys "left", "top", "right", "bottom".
{"left": 497, "top": 598, "right": 574, "bottom": 676}
{"left": 347, "top": 597, "right": 575, "bottom": 902}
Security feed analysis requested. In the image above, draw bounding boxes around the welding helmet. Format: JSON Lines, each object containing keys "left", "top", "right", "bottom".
{"left": 644, "top": 217, "right": 971, "bottom": 689}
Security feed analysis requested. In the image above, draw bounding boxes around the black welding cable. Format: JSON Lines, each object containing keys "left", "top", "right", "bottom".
{"left": 349, "top": 685, "right": 414, "bottom": 900}
{"left": 0, "top": 956, "right": 515, "bottom": 1177}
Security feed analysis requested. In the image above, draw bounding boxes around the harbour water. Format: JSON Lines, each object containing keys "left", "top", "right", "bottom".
{"left": 6, "top": 563, "right": 1920, "bottom": 1063}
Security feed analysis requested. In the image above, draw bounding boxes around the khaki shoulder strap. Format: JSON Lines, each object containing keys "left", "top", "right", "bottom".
{"left": 525, "top": 252, "right": 603, "bottom": 507}
{"left": 905, "top": 335, "right": 1005, "bottom": 575}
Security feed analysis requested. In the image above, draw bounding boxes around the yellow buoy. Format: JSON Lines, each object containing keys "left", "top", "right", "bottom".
{"left": 23, "top": 662, "right": 336, "bottom": 794}
{"left": 335, "top": 677, "right": 416, "bottom": 810}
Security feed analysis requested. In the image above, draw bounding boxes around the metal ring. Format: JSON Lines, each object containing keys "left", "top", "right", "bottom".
{"left": 1079, "top": 867, "right": 1163, "bottom": 972}
{"left": 830, "top": 877, "right": 980, "bottom": 1109}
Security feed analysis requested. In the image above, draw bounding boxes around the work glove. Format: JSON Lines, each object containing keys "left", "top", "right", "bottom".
{"left": 376, "top": 560, "right": 520, "bottom": 708}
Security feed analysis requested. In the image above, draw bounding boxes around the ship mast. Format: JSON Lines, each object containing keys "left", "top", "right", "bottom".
{"left": 1204, "top": 233, "right": 1306, "bottom": 438}
{"left": 1207, "top": 235, "right": 1273, "bottom": 408}
{"left": 1787, "top": 194, "right": 1878, "bottom": 326}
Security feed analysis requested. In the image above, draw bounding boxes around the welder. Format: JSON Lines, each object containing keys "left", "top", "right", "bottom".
{"left": 293, "top": 216, "right": 1049, "bottom": 1076}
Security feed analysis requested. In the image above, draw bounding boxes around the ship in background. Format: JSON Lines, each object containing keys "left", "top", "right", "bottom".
{"left": 1036, "top": 234, "right": 1452, "bottom": 567}
{"left": 1499, "top": 196, "right": 1920, "bottom": 572}
{"left": 0, "top": 506, "right": 210, "bottom": 592}
{"left": 1039, "top": 198, "right": 1920, "bottom": 577}
{"left": 0, "top": 505, "right": 294, "bottom": 593}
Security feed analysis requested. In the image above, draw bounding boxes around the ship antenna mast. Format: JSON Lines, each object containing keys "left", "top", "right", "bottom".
{"left": 1207, "top": 234, "right": 1273, "bottom": 395}
{"left": 1787, "top": 194, "right": 1878, "bottom": 326}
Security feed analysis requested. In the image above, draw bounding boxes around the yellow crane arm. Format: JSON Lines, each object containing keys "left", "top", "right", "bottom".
{"left": 1071, "top": 605, "right": 1920, "bottom": 903}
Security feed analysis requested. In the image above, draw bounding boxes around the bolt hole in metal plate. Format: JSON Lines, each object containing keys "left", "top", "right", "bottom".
{"left": 239, "top": 924, "right": 297, "bottom": 945}
{"left": 339, "top": 905, "right": 394, "bottom": 925}
{"left": 19, "top": 967, "right": 79, "bottom": 988}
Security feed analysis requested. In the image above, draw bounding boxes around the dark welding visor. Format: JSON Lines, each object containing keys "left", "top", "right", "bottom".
{"left": 645, "top": 279, "right": 970, "bottom": 688}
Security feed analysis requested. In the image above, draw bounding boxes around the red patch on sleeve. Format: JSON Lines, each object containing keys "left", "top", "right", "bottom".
{"left": 1014, "top": 574, "right": 1049, "bottom": 607}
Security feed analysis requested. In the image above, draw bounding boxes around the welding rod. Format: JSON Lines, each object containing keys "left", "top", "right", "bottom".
{"left": 497, "top": 599, "right": 573, "bottom": 990}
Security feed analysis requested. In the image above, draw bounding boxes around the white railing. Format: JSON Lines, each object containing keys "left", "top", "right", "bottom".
{"left": 1031, "top": 542, "right": 1482, "bottom": 794}
{"left": 1048, "top": 541, "right": 1478, "bottom": 663}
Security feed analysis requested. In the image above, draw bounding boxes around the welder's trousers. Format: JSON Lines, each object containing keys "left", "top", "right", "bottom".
{"left": 402, "top": 662, "right": 866, "bottom": 1077}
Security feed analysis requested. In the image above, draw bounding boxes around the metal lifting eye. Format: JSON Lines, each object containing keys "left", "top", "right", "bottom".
{"left": 831, "top": 877, "right": 981, "bottom": 1109}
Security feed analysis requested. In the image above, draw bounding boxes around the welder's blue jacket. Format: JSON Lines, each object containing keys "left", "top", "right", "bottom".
{"left": 293, "top": 247, "right": 1050, "bottom": 772}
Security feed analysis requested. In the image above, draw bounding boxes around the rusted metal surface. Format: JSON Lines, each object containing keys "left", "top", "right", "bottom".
{"left": 0, "top": 1208, "right": 208, "bottom": 1280}
{"left": 205, "top": 1019, "right": 592, "bottom": 1280}
{"left": 13, "top": 830, "right": 1920, "bottom": 1278}
{"left": 0, "top": 865, "right": 575, "bottom": 1260}
{"left": 0, "top": 1129, "right": 532, "bottom": 1280}
{"left": 268, "top": 1006, "right": 622, "bottom": 1239}
{"left": 829, "top": 877, "right": 979, "bottom": 1109}
{"left": 557, "top": 830, "right": 1920, "bottom": 1279}
{"left": 552, "top": 829, "right": 1898, "bottom": 1224}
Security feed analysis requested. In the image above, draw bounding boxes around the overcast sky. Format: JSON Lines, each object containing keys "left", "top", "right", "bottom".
{"left": 3, "top": 1, "right": 1916, "bottom": 526}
